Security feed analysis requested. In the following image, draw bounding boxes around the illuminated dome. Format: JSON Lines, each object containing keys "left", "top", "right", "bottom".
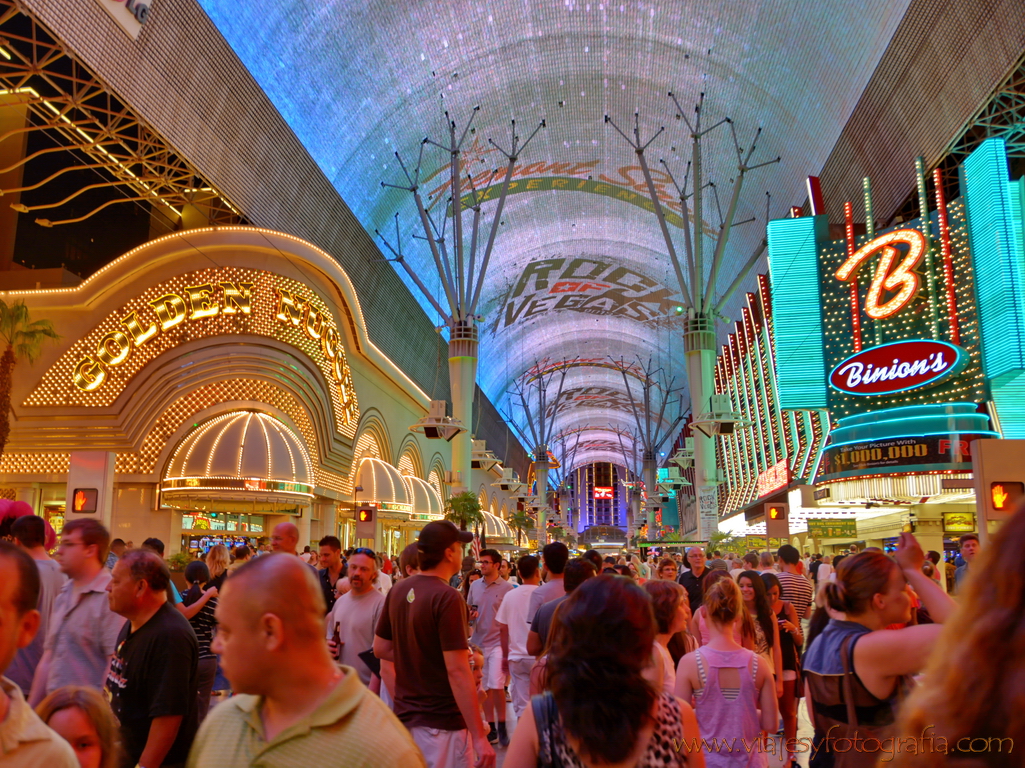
{"left": 482, "top": 511, "right": 514, "bottom": 546}
{"left": 161, "top": 411, "right": 314, "bottom": 512}
{"left": 403, "top": 475, "right": 444, "bottom": 519}
{"left": 357, "top": 457, "right": 411, "bottom": 513}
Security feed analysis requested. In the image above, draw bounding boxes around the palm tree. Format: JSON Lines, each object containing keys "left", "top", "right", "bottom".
{"left": 507, "top": 510, "right": 533, "bottom": 547}
{"left": 708, "top": 530, "right": 739, "bottom": 554}
{"left": 444, "top": 490, "right": 484, "bottom": 532}
{"left": 0, "top": 300, "right": 58, "bottom": 458}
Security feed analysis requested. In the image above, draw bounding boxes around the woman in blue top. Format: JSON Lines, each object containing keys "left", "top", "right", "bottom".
{"left": 802, "top": 533, "right": 954, "bottom": 768}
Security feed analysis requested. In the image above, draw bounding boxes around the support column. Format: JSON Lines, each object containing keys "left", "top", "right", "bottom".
{"left": 448, "top": 320, "right": 478, "bottom": 495}
{"left": 534, "top": 457, "right": 549, "bottom": 544}
{"left": 911, "top": 508, "right": 948, "bottom": 593}
{"left": 685, "top": 315, "right": 720, "bottom": 541}
{"left": 66, "top": 451, "right": 116, "bottom": 529}
{"left": 642, "top": 454, "right": 657, "bottom": 536}
{"left": 297, "top": 507, "right": 312, "bottom": 552}
{"left": 15, "top": 485, "right": 39, "bottom": 514}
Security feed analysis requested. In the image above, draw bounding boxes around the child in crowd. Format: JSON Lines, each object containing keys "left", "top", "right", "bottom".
{"left": 36, "top": 686, "right": 121, "bottom": 768}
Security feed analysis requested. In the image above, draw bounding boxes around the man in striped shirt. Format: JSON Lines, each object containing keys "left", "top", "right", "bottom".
{"left": 775, "top": 545, "right": 814, "bottom": 619}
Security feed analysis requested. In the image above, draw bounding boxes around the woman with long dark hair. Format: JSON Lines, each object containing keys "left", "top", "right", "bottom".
{"left": 506, "top": 576, "right": 705, "bottom": 767}
{"left": 802, "top": 533, "right": 953, "bottom": 768}
{"left": 738, "top": 570, "right": 782, "bottom": 699}
{"left": 761, "top": 572, "right": 803, "bottom": 767}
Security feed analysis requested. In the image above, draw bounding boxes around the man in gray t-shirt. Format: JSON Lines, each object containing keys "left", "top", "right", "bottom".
{"left": 326, "top": 550, "right": 385, "bottom": 685}
{"left": 527, "top": 542, "right": 570, "bottom": 623}
{"left": 8, "top": 516, "right": 67, "bottom": 695}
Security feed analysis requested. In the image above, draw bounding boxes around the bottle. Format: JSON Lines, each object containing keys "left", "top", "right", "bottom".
{"left": 332, "top": 622, "right": 343, "bottom": 660}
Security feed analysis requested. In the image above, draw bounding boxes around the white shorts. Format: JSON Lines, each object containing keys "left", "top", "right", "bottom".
{"left": 481, "top": 645, "right": 505, "bottom": 691}
{"left": 409, "top": 726, "right": 473, "bottom": 768}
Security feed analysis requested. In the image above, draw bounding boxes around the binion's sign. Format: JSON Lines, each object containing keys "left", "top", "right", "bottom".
{"left": 828, "top": 340, "right": 968, "bottom": 397}
{"left": 593, "top": 486, "right": 614, "bottom": 500}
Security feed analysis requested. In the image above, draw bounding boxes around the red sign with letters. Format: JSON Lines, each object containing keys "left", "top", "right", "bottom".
{"left": 828, "top": 340, "right": 967, "bottom": 397}
{"left": 593, "top": 486, "right": 614, "bottom": 500}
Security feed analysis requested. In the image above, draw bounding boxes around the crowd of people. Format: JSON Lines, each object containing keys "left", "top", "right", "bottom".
{"left": 0, "top": 503, "right": 1014, "bottom": 768}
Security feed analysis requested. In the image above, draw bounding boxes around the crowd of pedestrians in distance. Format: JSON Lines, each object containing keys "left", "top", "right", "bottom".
{"left": 0, "top": 500, "right": 1012, "bottom": 768}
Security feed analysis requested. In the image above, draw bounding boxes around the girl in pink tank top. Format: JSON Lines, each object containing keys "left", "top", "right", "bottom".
{"left": 676, "top": 578, "right": 778, "bottom": 768}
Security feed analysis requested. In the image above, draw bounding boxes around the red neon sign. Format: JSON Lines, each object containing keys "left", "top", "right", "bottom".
{"left": 593, "top": 486, "right": 614, "bottom": 500}
{"left": 829, "top": 339, "right": 966, "bottom": 396}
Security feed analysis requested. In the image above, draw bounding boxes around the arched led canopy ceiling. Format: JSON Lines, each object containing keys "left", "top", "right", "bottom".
{"left": 199, "top": 0, "right": 912, "bottom": 466}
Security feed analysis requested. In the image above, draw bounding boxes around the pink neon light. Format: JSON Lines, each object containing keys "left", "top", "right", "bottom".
{"left": 844, "top": 202, "right": 862, "bottom": 352}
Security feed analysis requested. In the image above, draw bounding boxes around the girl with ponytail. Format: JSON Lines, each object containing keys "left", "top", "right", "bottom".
{"left": 802, "top": 533, "right": 954, "bottom": 768}
{"left": 676, "top": 577, "right": 778, "bottom": 767}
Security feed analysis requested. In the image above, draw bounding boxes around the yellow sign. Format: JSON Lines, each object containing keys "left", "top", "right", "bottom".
{"left": 28, "top": 268, "right": 358, "bottom": 430}
{"left": 942, "top": 511, "right": 976, "bottom": 533}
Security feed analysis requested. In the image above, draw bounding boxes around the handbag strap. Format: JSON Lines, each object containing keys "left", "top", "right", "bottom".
{"left": 838, "top": 634, "right": 860, "bottom": 728}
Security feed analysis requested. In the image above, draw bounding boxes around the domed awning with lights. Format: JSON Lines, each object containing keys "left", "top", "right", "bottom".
{"left": 357, "top": 457, "right": 411, "bottom": 514}
{"left": 403, "top": 475, "right": 444, "bottom": 522}
{"left": 161, "top": 411, "right": 315, "bottom": 513}
{"left": 482, "top": 511, "right": 514, "bottom": 547}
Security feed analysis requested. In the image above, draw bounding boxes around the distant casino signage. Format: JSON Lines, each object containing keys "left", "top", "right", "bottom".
{"left": 806, "top": 518, "right": 858, "bottom": 538}
{"left": 818, "top": 435, "right": 982, "bottom": 480}
{"left": 829, "top": 340, "right": 968, "bottom": 397}
{"left": 593, "top": 486, "right": 614, "bottom": 500}
{"left": 756, "top": 459, "right": 790, "bottom": 498}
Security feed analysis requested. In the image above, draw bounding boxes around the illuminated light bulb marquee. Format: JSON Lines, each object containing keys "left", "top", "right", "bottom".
{"left": 766, "top": 152, "right": 1012, "bottom": 489}
{"left": 26, "top": 268, "right": 359, "bottom": 433}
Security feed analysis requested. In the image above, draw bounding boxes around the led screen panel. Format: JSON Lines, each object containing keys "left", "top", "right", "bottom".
{"left": 197, "top": 0, "right": 911, "bottom": 467}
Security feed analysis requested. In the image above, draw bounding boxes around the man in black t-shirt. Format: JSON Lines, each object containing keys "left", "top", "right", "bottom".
{"left": 106, "top": 550, "right": 198, "bottom": 768}
{"left": 678, "top": 545, "right": 708, "bottom": 613}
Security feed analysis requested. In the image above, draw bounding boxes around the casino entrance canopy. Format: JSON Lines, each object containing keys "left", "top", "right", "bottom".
{"left": 191, "top": 0, "right": 912, "bottom": 471}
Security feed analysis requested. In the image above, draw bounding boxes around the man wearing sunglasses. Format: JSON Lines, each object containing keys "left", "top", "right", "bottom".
{"left": 326, "top": 548, "right": 384, "bottom": 686}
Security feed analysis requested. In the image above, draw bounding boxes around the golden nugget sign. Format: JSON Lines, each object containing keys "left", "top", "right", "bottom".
{"left": 73, "top": 282, "right": 255, "bottom": 391}
{"left": 28, "top": 268, "right": 358, "bottom": 429}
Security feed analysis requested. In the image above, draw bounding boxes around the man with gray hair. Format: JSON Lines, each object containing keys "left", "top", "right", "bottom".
{"left": 107, "top": 549, "right": 199, "bottom": 768}
{"left": 0, "top": 541, "right": 78, "bottom": 767}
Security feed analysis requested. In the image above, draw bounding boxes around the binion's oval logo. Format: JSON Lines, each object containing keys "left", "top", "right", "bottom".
{"left": 829, "top": 340, "right": 969, "bottom": 396}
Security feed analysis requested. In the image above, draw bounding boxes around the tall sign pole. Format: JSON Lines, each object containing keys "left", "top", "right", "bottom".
{"left": 504, "top": 360, "right": 573, "bottom": 544}
{"left": 607, "top": 97, "right": 778, "bottom": 540}
{"left": 380, "top": 111, "right": 544, "bottom": 492}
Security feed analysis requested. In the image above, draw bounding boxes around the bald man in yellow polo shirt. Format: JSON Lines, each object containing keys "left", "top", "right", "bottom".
{"left": 186, "top": 554, "right": 424, "bottom": 768}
